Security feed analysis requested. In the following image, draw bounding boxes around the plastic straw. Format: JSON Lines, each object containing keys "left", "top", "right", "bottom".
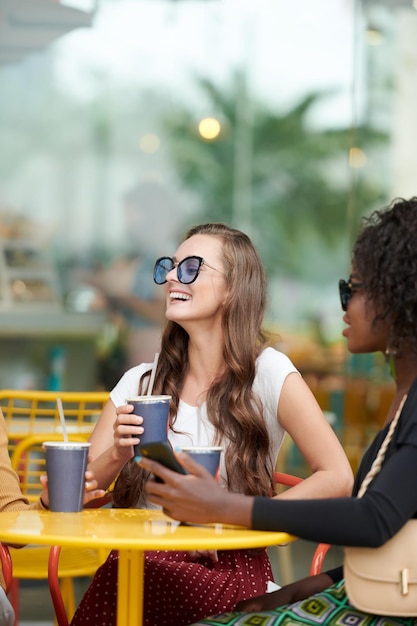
{"left": 147, "top": 352, "right": 160, "bottom": 396}
{"left": 56, "top": 397, "right": 69, "bottom": 443}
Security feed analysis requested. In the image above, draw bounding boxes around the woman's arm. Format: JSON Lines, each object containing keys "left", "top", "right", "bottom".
{"left": 88, "top": 399, "right": 143, "bottom": 490}
{"left": 252, "top": 441, "right": 417, "bottom": 546}
{"left": 141, "top": 440, "right": 417, "bottom": 548}
{"left": 277, "top": 373, "right": 353, "bottom": 499}
{"left": 142, "top": 452, "right": 254, "bottom": 525}
{"left": 235, "top": 573, "right": 334, "bottom": 612}
{"left": 0, "top": 413, "right": 29, "bottom": 512}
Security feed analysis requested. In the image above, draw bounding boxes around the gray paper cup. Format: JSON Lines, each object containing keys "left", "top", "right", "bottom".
{"left": 181, "top": 446, "right": 223, "bottom": 477}
{"left": 43, "top": 441, "right": 91, "bottom": 512}
{"left": 126, "top": 395, "right": 171, "bottom": 456}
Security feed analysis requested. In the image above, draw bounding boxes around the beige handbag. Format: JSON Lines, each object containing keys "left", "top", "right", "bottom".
{"left": 344, "top": 394, "right": 417, "bottom": 616}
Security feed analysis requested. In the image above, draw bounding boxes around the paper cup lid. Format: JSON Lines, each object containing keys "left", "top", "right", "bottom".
{"left": 43, "top": 441, "right": 91, "bottom": 448}
{"left": 126, "top": 395, "right": 171, "bottom": 404}
{"left": 181, "top": 446, "right": 223, "bottom": 453}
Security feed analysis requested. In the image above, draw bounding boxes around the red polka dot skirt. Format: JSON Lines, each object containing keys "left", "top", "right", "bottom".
{"left": 70, "top": 548, "right": 273, "bottom": 626}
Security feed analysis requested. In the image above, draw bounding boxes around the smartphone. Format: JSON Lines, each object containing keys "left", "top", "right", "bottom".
{"left": 137, "top": 441, "right": 187, "bottom": 482}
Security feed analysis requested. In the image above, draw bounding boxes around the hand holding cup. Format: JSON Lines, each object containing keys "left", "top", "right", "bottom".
{"left": 125, "top": 395, "right": 171, "bottom": 459}
{"left": 40, "top": 459, "right": 105, "bottom": 510}
{"left": 42, "top": 442, "right": 100, "bottom": 512}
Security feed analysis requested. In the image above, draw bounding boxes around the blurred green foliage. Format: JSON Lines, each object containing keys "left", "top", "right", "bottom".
{"left": 161, "top": 72, "right": 388, "bottom": 279}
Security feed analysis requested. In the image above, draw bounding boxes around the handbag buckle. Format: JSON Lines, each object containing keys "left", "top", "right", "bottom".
{"left": 400, "top": 568, "right": 409, "bottom": 595}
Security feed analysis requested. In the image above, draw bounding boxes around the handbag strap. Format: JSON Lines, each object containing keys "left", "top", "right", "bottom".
{"left": 357, "top": 393, "right": 407, "bottom": 498}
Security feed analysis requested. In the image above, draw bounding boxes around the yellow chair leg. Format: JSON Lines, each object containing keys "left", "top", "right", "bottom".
{"left": 60, "top": 578, "right": 76, "bottom": 622}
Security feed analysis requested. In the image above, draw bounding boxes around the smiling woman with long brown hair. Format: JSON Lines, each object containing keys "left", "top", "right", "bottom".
{"left": 71, "top": 222, "right": 352, "bottom": 626}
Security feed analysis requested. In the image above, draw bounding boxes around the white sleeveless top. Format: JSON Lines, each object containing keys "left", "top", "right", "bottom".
{"left": 110, "top": 347, "right": 299, "bottom": 491}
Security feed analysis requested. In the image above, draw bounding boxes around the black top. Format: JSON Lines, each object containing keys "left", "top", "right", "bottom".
{"left": 253, "top": 377, "right": 417, "bottom": 582}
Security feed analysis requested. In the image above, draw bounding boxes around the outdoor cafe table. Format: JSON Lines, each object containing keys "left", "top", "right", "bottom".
{"left": 0, "top": 508, "right": 297, "bottom": 625}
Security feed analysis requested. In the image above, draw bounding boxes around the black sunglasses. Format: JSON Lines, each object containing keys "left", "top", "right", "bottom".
{"left": 153, "top": 256, "right": 223, "bottom": 285}
{"left": 339, "top": 278, "right": 363, "bottom": 311}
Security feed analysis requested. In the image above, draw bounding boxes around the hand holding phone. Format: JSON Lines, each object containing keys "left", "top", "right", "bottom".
{"left": 137, "top": 441, "right": 186, "bottom": 482}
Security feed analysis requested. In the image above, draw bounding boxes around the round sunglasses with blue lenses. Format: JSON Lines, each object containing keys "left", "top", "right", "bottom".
{"left": 154, "top": 256, "right": 223, "bottom": 285}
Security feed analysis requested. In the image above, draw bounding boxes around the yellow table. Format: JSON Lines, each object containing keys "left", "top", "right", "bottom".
{"left": 0, "top": 508, "right": 296, "bottom": 625}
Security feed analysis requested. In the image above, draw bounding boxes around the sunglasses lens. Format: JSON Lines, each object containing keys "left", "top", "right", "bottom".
{"left": 339, "top": 280, "right": 350, "bottom": 311}
{"left": 178, "top": 257, "right": 202, "bottom": 284}
{"left": 154, "top": 258, "right": 174, "bottom": 284}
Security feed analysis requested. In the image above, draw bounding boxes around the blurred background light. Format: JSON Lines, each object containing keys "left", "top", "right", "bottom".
{"left": 349, "top": 147, "right": 367, "bottom": 168}
{"left": 198, "top": 117, "right": 221, "bottom": 140}
{"left": 139, "top": 133, "right": 161, "bottom": 153}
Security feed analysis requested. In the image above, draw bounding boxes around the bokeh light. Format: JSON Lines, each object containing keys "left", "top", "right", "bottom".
{"left": 139, "top": 133, "right": 161, "bottom": 153}
{"left": 198, "top": 117, "right": 221, "bottom": 141}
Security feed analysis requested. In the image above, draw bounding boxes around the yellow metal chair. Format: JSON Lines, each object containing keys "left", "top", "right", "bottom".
{"left": 0, "top": 389, "right": 109, "bottom": 456}
{"left": 6, "top": 391, "right": 108, "bottom": 623}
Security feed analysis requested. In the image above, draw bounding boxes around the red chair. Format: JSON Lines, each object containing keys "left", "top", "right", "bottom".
{"left": 273, "top": 471, "right": 331, "bottom": 578}
{"left": 0, "top": 543, "right": 13, "bottom": 595}
{"left": 310, "top": 542, "right": 331, "bottom": 575}
{"left": 48, "top": 493, "right": 113, "bottom": 626}
{"left": 48, "top": 546, "right": 66, "bottom": 626}
{"left": 273, "top": 471, "right": 303, "bottom": 488}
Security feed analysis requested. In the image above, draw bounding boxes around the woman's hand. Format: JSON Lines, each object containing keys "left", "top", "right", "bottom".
{"left": 112, "top": 403, "right": 144, "bottom": 463}
{"left": 235, "top": 574, "right": 334, "bottom": 612}
{"left": 188, "top": 550, "right": 219, "bottom": 563}
{"left": 39, "top": 457, "right": 106, "bottom": 508}
{"left": 139, "top": 451, "right": 253, "bottom": 526}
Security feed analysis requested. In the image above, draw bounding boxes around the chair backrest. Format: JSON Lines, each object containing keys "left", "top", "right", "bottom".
{"left": 273, "top": 471, "right": 303, "bottom": 488}
{"left": 0, "top": 543, "right": 12, "bottom": 594}
{"left": 309, "top": 542, "right": 331, "bottom": 575}
{"left": 11, "top": 433, "right": 88, "bottom": 502}
{"left": 1, "top": 390, "right": 108, "bottom": 449}
{"left": 48, "top": 546, "right": 69, "bottom": 626}
{"left": 48, "top": 489, "right": 113, "bottom": 626}
{"left": 273, "top": 470, "right": 331, "bottom": 575}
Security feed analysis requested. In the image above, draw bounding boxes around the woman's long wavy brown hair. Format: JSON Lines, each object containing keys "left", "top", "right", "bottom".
{"left": 112, "top": 223, "right": 275, "bottom": 508}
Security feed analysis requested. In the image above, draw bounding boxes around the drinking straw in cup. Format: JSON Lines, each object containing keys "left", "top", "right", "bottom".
{"left": 147, "top": 352, "right": 159, "bottom": 396}
{"left": 56, "top": 397, "right": 68, "bottom": 443}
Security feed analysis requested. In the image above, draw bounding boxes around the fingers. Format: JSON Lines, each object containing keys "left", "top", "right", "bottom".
{"left": 115, "top": 403, "right": 135, "bottom": 417}
{"left": 188, "top": 550, "right": 218, "bottom": 562}
{"left": 139, "top": 451, "right": 210, "bottom": 487}
{"left": 84, "top": 477, "right": 99, "bottom": 492}
{"left": 113, "top": 404, "right": 144, "bottom": 447}
{"left": 40, "top": 474, "right": 48, "bottom": 488}
{"left": 40, "top": 472, "right": 105, "bottom": 508}
{"left": 39, "top": 475, "right": 49, "bottom": 508}
{"left": 84, "top": 469, "right": 102, "bottom": 493}
{"left": 235, "top": 598, "right": 265, "bottom": 612}
{"left": 139, "top": 452, "right": 214, "bottom": 501}
{"left": 174, "top": 451, "right": 211, "bottom": 476}
{"left": 139, "top": 457, "right": 180, "bottom": 489}
{"left": 84, "top": 489, "right": 106, "bottom": 504}
{"left": 209, "top": 549, "right": 219, "bottom": 563}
